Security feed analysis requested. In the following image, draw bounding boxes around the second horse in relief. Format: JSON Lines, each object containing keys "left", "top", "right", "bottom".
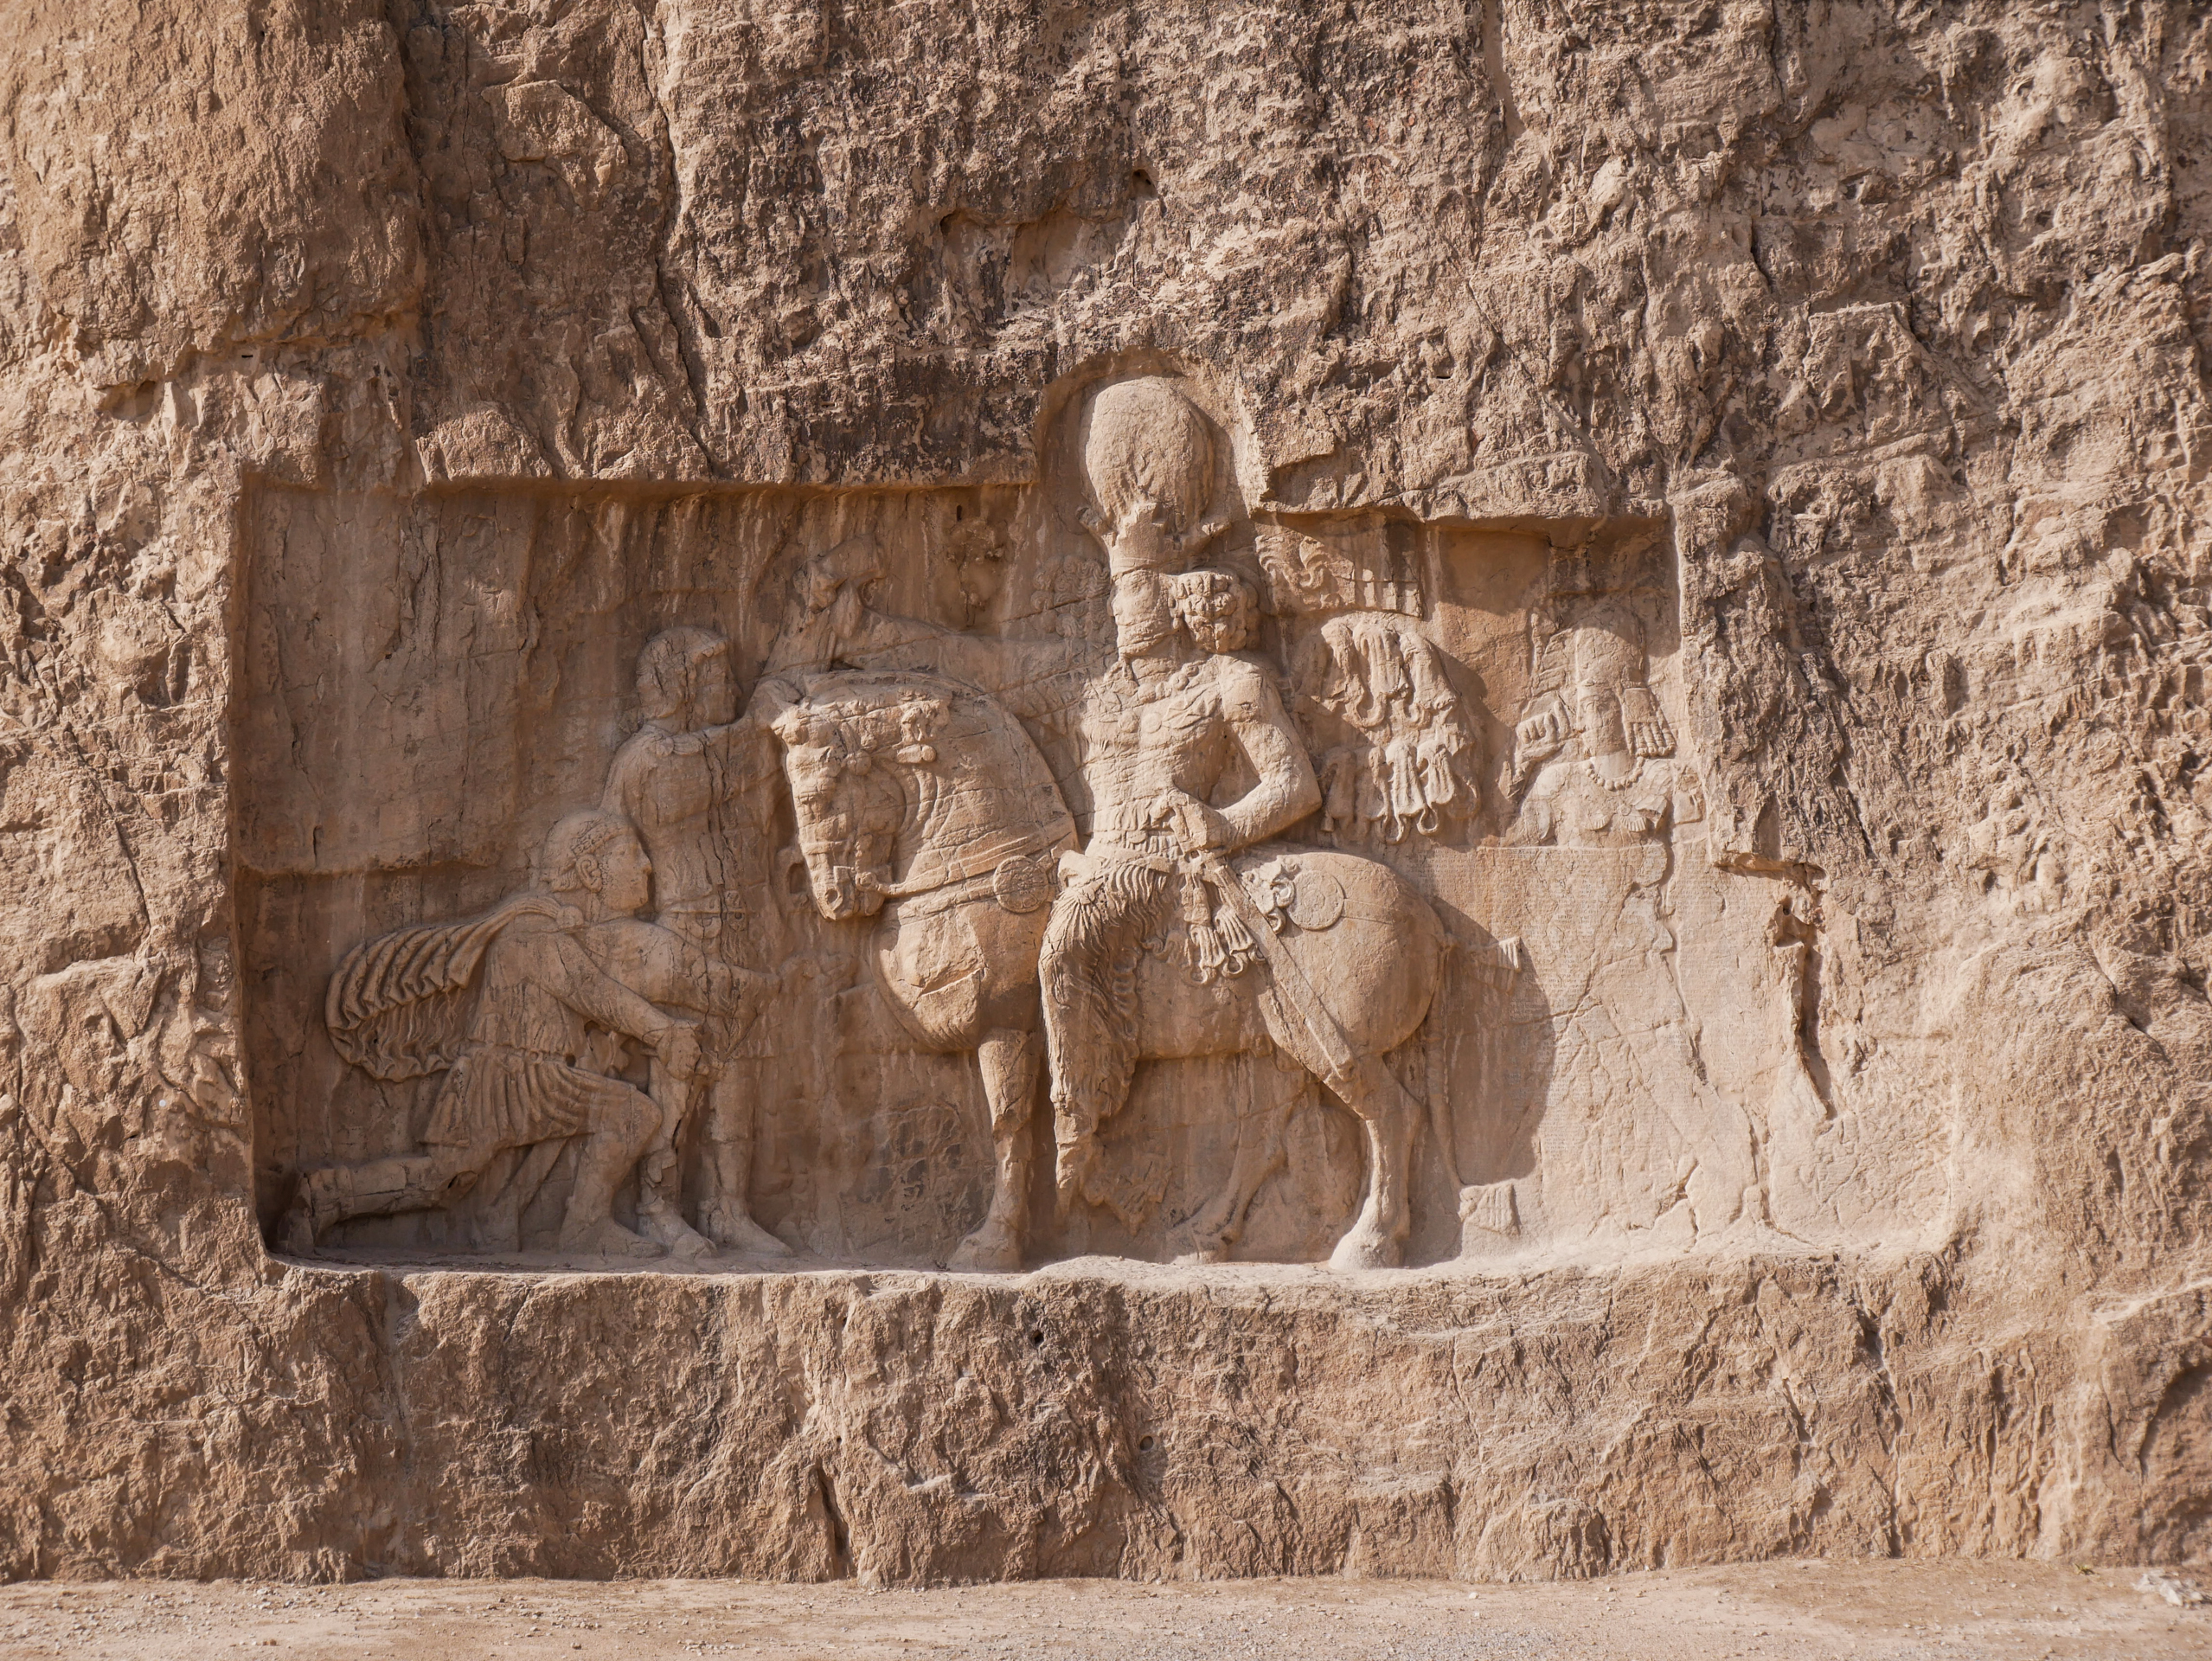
{"left": 760, "top": 376, "right": 1450, "bottom": 1272}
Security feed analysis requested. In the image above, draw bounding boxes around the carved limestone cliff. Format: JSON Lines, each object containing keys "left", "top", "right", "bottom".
{"left": 0, "top": 0, "right": 2209, "bottom": 1583}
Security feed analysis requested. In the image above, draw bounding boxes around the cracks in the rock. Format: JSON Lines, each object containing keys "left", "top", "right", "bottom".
{"left": 813, "top": 1461, "right": 854, "bottom": 1578}
{"left": 1478, "top": 0, "right": 1523, "bottom": 148}
{"left": 1850, "top": 1285, "right": 1907, "bottom": 1555}
{"left": 377, "top": 1269, "right": 424, "bottom": 1576}
{"left": 639, "top": 8, "right": 720, "bottom": 475}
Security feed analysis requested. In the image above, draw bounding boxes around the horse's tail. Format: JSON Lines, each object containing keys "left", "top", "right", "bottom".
{"left": 1416, "top": 943, "right": 1465, "bottom": 1192}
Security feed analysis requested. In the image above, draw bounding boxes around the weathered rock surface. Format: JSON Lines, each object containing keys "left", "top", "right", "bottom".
{"left": 2, "top": 0, "right": 2210, "bottom": 1582}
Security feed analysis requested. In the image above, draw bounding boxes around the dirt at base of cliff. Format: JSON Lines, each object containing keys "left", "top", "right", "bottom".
{"left": 3, "top": 1561, "right": 2205, "bottom": 1660}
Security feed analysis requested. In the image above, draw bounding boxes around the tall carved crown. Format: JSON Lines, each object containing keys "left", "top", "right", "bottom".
{"left": 1081, "top": 377, "right": 1217, "bottom": 578}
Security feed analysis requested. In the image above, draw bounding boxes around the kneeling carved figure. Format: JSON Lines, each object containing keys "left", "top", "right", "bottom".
{"left": 290, "top": 811, "right": 751, "bottom": 1258}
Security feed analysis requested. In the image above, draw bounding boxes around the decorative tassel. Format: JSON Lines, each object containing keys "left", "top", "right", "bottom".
{"left": 1214, "top": 901, "right": 1256, "bottom": 977}
{"left": 1182, "top": 866, "right": 1225, "bottom": 983}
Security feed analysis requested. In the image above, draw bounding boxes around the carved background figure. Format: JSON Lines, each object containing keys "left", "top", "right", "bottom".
{"left": 600, "top": 627, "right": 786, "bottom": 1258}
{"left": 1499, "top": 596, "right": 1760, "bottom": 1244}
{"left": 1510, "top": 596, "right": 1678, "bottom": 807}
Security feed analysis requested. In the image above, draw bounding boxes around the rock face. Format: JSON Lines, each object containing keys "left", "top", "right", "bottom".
{"left": 3, "top": 0, "right": 2210, "bottom": 1583}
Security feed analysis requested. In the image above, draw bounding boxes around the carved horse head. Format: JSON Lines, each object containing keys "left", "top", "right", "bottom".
{"left": 770, "top": 691, "right": 946, "bottom": 921}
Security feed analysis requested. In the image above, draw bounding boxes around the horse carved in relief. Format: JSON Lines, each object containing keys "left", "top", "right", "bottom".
{"left": 760, "top": 670, "right": 1447, "bottom": 1273}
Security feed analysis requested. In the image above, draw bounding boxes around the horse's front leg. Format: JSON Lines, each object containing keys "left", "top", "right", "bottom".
{"left": 1326, "top": 1054, "right": 1421, "bottom": 1271}
{"left": 948, "top": 1027, "right": 1040, "bottom": 1273}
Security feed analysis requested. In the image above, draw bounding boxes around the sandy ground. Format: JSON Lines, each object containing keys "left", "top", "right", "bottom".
{"left": 1, "top": 1561, "right": 2205, "bottom": 1659}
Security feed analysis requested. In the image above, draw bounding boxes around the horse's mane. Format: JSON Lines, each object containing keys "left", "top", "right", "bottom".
{"left": 780, "top": 670, "right": 1060, "bottom": 787}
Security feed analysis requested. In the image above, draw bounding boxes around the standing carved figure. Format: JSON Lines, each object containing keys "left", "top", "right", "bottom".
{"left": 292, "top": 811, "right": 709, "bottom": 1258}
{"left": 1507, "top": 602, "right": 1760, "bottom": 1239}
{"left": 774, "top": 376, "right": 1450, "bottom": 1270}
{"left": 601, "top": 628, "right": 787, "bottom": 1258}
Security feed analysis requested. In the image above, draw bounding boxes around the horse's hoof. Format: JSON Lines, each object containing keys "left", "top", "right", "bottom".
{"left": 1327, "top": 1228, "right": 1404, "bottom": 1272}
{"left": 948, "top": 1226, "right": 1023, "bottom": 1273}
{"left": 1170, "top": 1224, "right": 1233, "bottom": 1266}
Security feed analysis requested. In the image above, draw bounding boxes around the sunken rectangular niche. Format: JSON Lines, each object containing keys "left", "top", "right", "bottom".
{"left": 235, "top": 376, "right": 1920, "bottom": 1275}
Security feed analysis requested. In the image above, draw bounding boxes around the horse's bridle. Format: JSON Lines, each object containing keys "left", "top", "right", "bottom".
{"left": 856, "top": 828, "right": 1061, "bottom": 902}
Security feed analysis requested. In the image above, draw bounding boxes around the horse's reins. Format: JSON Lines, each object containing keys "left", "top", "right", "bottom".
{"left": 855, "top": 829, "right": 1061, "bottom": 901}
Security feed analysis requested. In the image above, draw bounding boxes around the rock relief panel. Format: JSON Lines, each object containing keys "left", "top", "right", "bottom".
{"left": 236, "top": 372, "right": 1940, "bottom": 1273}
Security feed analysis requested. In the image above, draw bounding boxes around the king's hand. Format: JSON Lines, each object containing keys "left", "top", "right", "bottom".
{"left": 1515, "top": 696, "right": 1570, "bottom": 758}
{"left": 1148, "top": 788, "right": 1230, "bottom": 856}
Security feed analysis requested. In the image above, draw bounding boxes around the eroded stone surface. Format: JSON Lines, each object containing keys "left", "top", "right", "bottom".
{"left": 1, "top": 0, "right": 2209, "bottom": 1582}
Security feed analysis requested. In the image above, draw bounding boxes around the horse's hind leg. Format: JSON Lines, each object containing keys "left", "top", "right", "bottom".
{"left": 1176, "top": 1056, "right": 1305, "bottom": 1264}
{"left": 1326, "top": 1053, "right": 1423, "bottom": 1272}
{"left": 949, "top": 1028, "right": 1040, "bottom": 1273}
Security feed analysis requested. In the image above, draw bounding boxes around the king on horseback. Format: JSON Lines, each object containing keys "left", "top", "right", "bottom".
{"left": 768, "top": 378, "right": 1442, "bottom": 1267}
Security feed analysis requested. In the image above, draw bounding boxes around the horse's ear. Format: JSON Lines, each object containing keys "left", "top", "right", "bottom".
{"left": 769, "top": 705, "right": 808, "bottom": 746}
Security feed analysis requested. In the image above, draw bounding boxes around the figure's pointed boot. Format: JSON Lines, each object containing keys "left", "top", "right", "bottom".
{"left": 279, "top": 1169, "right": 338, "bottom": 1255}
{"left": 279, "top": 1158, "right": 425, "bottom": 1255}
